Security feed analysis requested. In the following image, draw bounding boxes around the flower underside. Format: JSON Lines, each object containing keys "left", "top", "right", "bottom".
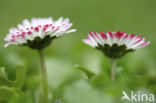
{"left": 4, "top": 17, "right": 76, "bottom": 49}
{"left": 83, "top": 31, "right": 150, "bottom": 59}
{"left": 97, "top": 43, "right": 134, "bottom": 58}
{"left": 22, "top": 35, "right": 56, "bottom": 50}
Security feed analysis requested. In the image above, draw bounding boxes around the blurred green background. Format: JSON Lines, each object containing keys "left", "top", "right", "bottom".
{"left": 0, "top": 0, "right": 156, "bottom": 103}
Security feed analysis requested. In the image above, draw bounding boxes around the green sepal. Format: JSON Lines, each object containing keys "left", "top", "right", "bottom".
{"left": 97, "top": 44, "right": 134, "bottom": 58}
{"left": 22, "top": 35, "right": 56, "bottom": 50}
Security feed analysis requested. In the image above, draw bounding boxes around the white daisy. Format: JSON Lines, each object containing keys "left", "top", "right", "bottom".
{"left": 83, "top": 31, "right": 150, "bottom": 58}
{"left": 4, "top": 17, "right": 76, "bottom": 49}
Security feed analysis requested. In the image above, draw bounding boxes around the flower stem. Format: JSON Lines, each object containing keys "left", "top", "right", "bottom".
{"left": 38, "top": 50, "right": 48, "bottom": 103}
{"left": 110, "top": 58, "right": 117, "bottom": 81}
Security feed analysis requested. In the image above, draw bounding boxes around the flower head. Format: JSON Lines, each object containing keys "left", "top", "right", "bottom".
{"left": 4, "top": 17, "right": 76, "bottom": 49}
{"left": 83, "top": 31, "right": 150, "bottom": 58}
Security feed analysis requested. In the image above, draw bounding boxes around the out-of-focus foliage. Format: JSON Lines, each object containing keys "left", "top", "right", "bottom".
{"left": 0, "top": 0, "right": 156, "bottom": 103}
{"left": 0, "top": 66, "right": 25, "bottom": 101}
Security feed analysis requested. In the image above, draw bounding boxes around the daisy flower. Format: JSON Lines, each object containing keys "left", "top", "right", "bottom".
{"left": 83, "top": 31, "right": 150, "bottom": 58}
{"left": 4, "top": 17, "right": 76, "bottom": 103}
{"left": 4, "top": 17, "right": 76, "bottom": 49}
{"left": 83, "top": 31, "right": 150, "bottom": 81}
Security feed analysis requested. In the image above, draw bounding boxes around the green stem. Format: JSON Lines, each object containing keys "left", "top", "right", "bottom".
{"left": 38, "top": 50, "right": 48, "bottom": 103}
{"left": 110, "top": 58, "right": 117, "bottom": 81}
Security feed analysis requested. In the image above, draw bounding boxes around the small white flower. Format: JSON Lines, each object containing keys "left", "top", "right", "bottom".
{"left": 83, "top": 31, "right": 150, "bottom": 58}
{"left": 4, "top": 17, "right": 76, "bottom": 49}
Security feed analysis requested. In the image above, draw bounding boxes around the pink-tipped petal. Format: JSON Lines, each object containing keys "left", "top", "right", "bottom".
{"left": 140, "top": 41, "right": 150, "bottom": 47}
{"left": 115, "top": 31, "right": 124, "bottom": 39}
{"left": 108, "top": 32, "right": 113, "bottom": 38}
{"left": 130, "top": 34, "right": 135, "bottom": 39}
{"left": 89, "top": 32, "right": 94, "bottom": 38}
{"left": 100, "top": 32, "right": 107, "bottom": 39}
